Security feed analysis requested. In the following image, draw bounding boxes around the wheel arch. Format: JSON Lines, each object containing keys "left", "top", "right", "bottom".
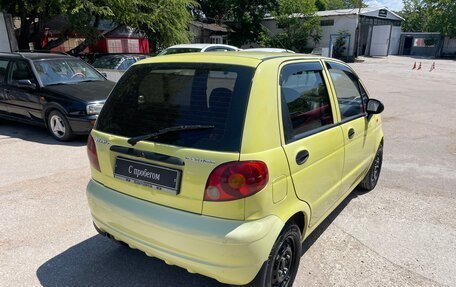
{"left": 42, "top": 103, "right": 68, "bottom": 127}
{"left": 288, "top": 211, "right": 306, "bottom": 239}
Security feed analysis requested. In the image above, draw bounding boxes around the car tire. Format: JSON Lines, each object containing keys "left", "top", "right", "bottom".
{"left": 235, "top": 222, "right": 302, "bottom": 287}
{"left": 47, "top": 110, "right": 74, "bottom": 141}
{"left": 358, "top": 143, "right": 383, "bottom": 191}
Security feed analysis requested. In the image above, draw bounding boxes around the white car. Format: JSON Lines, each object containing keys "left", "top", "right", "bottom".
{"left": 243, "top": 48, "right": 295, "bottom": 53}
{"left": 158, "top": 44, "right": 239, "bottom": 55}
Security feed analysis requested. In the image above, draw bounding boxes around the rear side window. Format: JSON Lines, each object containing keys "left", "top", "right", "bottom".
{"left": 0, "top": 59, "right": 9, "bottom": 83}
{"left": 96, "top": 63, "right": 255, "bottom": 152}
{"left": 280, "top": 62, "right": 334, "bottom": 143}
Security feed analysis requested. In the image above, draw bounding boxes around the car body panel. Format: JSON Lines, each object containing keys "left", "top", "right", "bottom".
{"left": 87, "top": 179, "right": 284, "bottom": 285}
{"left": 87, "top": 52, "right": 384, "bottom": 285}
{"left": 90, "top": 129, "right": 241, "bottom": 215}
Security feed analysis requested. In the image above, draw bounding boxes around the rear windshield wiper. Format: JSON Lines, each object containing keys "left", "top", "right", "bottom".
{"left": 127, "top": 125, "right": 215, "bottom": 146}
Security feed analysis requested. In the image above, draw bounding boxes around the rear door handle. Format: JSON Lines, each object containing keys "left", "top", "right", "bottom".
{"left": 4, "top": 89, "right": 10, "bottom": 93}
{"left": 348, "top": 128, "right": 355, "bottom": 139}
{"left": 296, "top": 150, "right": 310, "bottom": 165}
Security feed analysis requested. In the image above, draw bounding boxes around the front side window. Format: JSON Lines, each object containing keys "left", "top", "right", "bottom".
{"left": 326, "top": 61, "right": 365, "bottom": 120}
{"left": 280, "top": 62, "right": 334, "bottom": 143}
{"left": 8, "top": 61, "right": 36, "bottom": 86}
{"left": 96, "top": 63, "right": 255, "bottom": 152}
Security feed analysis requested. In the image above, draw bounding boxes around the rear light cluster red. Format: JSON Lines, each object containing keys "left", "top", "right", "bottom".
{"left": 204, "top": 161, "right": 268, "bottom": 201}
{"left": 87, "top": 135, "right": 100, "bottom": 171}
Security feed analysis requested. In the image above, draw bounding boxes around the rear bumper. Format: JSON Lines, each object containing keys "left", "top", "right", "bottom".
{"left": 86, "top": 180, "right": 284, "bottom": 285}
{"left": 67, "top": 115, "right": 97, "bottom": 135}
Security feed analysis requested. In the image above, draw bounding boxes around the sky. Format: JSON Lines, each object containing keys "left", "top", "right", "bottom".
{"left": 365, "top": 0, "right": 404, "bottom": 11}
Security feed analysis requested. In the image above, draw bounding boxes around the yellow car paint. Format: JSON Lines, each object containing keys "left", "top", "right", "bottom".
{"left": 86, "top": 51, "right": 384, "bottom": 285}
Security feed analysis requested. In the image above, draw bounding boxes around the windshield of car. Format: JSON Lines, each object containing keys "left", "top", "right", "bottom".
{"left": 96, "top": 63, "right": 255, "bottom": 152}
{"left": 158, "top": 48, "right": 202, "bottom": 56}
{"left": 33, "top": 59, "right": 104, "bottom": 86}
{"left": 92, "top": 56, "right": 122, "bottom": 69}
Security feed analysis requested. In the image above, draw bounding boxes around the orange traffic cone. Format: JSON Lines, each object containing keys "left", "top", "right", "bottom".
{"left": 429, "top": 62, "right": 435, "bottom": 72}
{"left": 412, "top": 62, "right": 417, "bottom": 70}
{"left": 417, "top": 62, "right": 422, "bottom": 70}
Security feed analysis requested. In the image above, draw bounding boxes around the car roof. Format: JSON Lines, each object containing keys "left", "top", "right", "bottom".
{"left": 138, "top": 51, "right": 326, "bottom": 67}
{"left": 165, "top": 44, "right": 238, "bottom": 50}
{"left": 0, "top": 52, "right": 72, "bottom": 60}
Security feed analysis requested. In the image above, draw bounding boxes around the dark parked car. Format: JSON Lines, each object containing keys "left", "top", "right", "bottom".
{"left": 0, "top": 52, "right": 115, "bottom": 140}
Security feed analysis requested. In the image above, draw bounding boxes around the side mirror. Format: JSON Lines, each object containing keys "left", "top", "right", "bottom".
{"left": 17, "top": 79, "right": 37, "bottom": 90}
{"left": 366, "top": 99, "right": 384, "bottom": 114}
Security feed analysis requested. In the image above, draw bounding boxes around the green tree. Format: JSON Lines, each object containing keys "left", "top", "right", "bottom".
{"left": 400, "top": 0, "right": 456, "bottom": 37}
{"left": 0, "top": 0, "right": 197, "bottom": 53}
{"left": 400, "top": 0, "right": 427, "bottom": 32}
{"left": 425, "top": 0, "right": 456, "bottom": 37}
{"left": 196, "top": 0, "right": 277, "bottom": 46}
{"left": 315, "top": 0, "right": 365, "bottom": 10}
{"left": 260, "top": 0, "right": 321, "bottom": 52}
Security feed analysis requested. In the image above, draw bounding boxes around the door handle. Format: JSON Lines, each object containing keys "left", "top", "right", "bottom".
{"left": 296, "top": 150, "right": 310, "bottom": 165}
{"left": 348, "top": 128, "right": 355, "bottom": 139}
{"left": 4, "top": 89, "right": 10, "bottom": 94}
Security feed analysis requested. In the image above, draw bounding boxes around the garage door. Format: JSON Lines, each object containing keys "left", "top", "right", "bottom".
{"left": 370, "top": 25, "right": 391, "bottom": 56}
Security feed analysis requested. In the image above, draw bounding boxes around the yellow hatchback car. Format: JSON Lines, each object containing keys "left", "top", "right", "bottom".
{"left": 86, "top": 52, "right": 384, "bottom": 287}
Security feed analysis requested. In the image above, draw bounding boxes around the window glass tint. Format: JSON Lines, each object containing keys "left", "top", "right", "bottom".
{"left": 206, "top": 47, "right": 231, "bottom": 52}
{"left": 92, "top": 56, "right": 122, "bottom": 69}
{"left": 96, "top": 63, "right": 255, "bottom": 152}
{"left": 280, "top": 62, "right": 333, "bottom": 142}
{"left": 0, "top": 59, "right": 9, "bottom": 83}
{"left": 9, "top": 61, "right": 35, "bottom": 86}
{"left": 326, "top": 62, "right": 364, "bottom": 119}
{"left": 358, "top": 82, "right": 369, "bottom": 107}
{"left": 158, "top": 48, "right": 202, "bottom": 56}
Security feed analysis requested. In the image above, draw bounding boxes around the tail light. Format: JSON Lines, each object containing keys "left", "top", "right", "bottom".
{"left": 204, "top": 161, "right": 268, "bottom": 201}
{"left": 87, "top": 134, "right": 100, "bottom": 171}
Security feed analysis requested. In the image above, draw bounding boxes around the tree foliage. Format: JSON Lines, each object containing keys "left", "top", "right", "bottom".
{"left": 315, "top": 0, "right": 365, "bottom": 10}
{"left": 0, "top": 0, "right": 197, "bottom": 52}
{"left": 260, "top": 0, "right": 321, "bottom": 52}
{"left": 195, "top": 0, "right": 277, "bottom": 46}
{"left": 400, "top": 0, "right": 456, "bottom": 37}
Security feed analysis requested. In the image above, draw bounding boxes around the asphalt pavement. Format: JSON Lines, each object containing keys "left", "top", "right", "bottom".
{"left": 0, "top": 56, "right": 455, "bottom": 287}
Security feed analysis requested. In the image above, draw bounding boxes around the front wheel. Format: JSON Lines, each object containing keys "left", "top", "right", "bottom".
{"left": 47, "top": 110, "right": 74, "bottom": 141}
{"left": 238, "top": 222, "right": 302, "bottom": 287}
{"left": 358, "top": 143, "right": 383, "bottom": 191}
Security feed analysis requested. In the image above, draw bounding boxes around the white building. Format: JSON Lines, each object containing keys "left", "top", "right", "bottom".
{"left": 262, "top": 7, "right": 404, "bottom": 58}
{"left": 0, "top": 12, "right": 18, "bottom": 52}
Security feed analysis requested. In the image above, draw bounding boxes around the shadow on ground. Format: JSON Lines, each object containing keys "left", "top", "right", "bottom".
{"left": 0, "top": 119, "right": 86, "bottom": 146}
{"left": 301, "top": 191, "right": 359, "bottom": 254}
{"left": 36, "top": 185, "right": 363, "bottom": 287}
{"left": 36, "top": 235, "right": 224, "bottom": 287}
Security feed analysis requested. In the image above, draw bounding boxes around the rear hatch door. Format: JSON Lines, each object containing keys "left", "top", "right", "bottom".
{"left": 91, "top": 62, "right": 255, "bottom": 214}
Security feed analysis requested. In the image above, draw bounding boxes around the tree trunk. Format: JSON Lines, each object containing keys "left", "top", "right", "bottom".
{"left": 18, "top": 5, "right": 31, "bottom": 50}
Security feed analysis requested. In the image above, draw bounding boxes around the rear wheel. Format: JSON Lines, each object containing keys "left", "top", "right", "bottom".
{"left": 237, "top": 222, "right": 302, "bottom": 287}
{"left": 47, "top": 110, "right": 74, "bottom": 141}
{"left": 358, "top": 143, "right": 383, "bottom": 191}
